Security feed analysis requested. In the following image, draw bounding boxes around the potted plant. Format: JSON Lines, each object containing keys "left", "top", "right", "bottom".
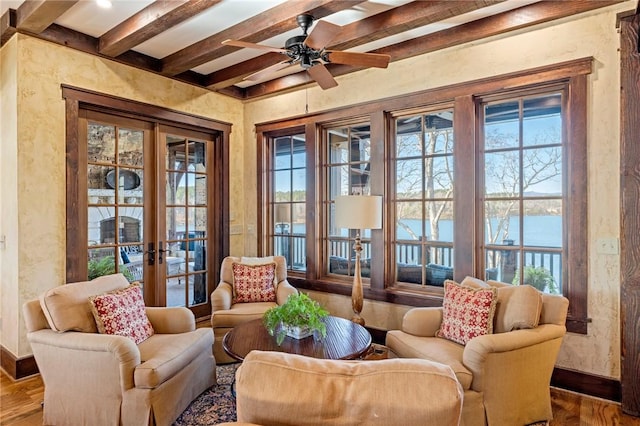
{"left": 263, "top": 293, "right": 329, "bottom": 345}
{"left": 513, "top": 265, "right": 558, "bottom": 294}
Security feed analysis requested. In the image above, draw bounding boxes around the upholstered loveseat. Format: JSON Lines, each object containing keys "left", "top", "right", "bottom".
{"left": 23, "top": 273, "right": 215, "bottom": 426}
{"left": 386, "top": 277, "right": 569, "bottom": 426}
{"left": 224, "top": 350, "right": 464, "bottom": 426}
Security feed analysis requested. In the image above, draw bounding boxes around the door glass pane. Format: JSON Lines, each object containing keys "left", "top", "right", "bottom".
{"left": 166, "top": 172, "right": 186, "bottom": 204}
{"left": 88, "top": 165, "right": 115, "bottom": 204}
{"left": 116, "top": 168, "right": 143, "bottom": 204}
{"left": 118, "top": 128, "right": 143, "bottom": 166}
{"left": 165, "top": 136, "right": 209, "bottom": 309}
{"left": 166, "top": 207, "right": 186, "bottom": 241}
{"left": 188, "top": 140, "right": 206, "bottom": 171}
{"left": 88, "top": 123, "right": 115, "bottom": 163}
{"left": 166, "top": 136, "right": 186, "bottom": 170}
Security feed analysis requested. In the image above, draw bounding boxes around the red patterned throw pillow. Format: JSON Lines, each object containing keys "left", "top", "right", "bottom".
{"left": 437, "top": 280, "right": 497, "bottom": 345}
{"left": 232, "top": 262, "right": 277, "bottom": 304}
{"left": 88, "top": 283, "right": 154, "bottom": 344}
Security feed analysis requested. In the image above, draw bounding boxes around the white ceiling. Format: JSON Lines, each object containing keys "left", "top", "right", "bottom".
{"left": 2, "top": 0, "right": 543, "bottom": 88}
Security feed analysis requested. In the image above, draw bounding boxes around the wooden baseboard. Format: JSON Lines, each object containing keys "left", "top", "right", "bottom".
{"left": 0, "top": 345, "right": 39, "bottom": 380}
{"left": 552, "top": 367, "right": 621, "bottom": 402}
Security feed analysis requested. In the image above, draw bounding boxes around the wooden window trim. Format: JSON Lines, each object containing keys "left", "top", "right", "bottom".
{"left": 256, "top": 58, "right": 592, "bottom": 333}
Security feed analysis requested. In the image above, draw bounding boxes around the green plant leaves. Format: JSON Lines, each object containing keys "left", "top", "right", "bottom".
{"left": 263, "top": 293, "right": 329, "bottom": 346}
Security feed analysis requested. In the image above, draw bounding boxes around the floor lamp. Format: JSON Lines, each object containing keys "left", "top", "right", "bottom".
{"left": 334, "top": 195, "right": 382, "bottom": 326}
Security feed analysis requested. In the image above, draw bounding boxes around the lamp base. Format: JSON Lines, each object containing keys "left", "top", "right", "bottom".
{"left": 351, "top": 314, "right": 365, "bottom": 326}
{"left": 351, "top": 234, "right": 365, "bottom": 327}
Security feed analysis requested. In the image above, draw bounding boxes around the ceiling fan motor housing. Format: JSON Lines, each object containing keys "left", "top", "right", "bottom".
{"left": 285, "top": 35, "right": 324, "bottom": 68}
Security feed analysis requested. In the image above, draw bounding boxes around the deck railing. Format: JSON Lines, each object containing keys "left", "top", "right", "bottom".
{"left": 274, "top": 233, "right": 562, "bottom": 290}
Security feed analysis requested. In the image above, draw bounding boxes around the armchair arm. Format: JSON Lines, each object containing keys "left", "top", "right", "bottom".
{"left": 28, "top": 329, "right": 140, "bottom": 391}
{"left": 276, "top": 280, "right": 298, "bottom": 305}
{"left": 463, "top": 324, "right": 567, "bottom": 391}
{"left": 145, "top": 307, "right": 195, "bottom": 334}
{"left": 211, "top": 282, "right": 233, "bottom": 312}
{"left": 401, "top": 307, "right": 443, "bottom": 337}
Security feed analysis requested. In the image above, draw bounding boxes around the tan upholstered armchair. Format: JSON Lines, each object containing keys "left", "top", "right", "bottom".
{"left": 211, "top": 256, "right": 298, "bottom": 363}
{"left": 23, "top": 273, "right": 216, "bottom": 426}
{"left": 225, "top": 350, "right": 463, "bottom": 426}
{"left": 386, "top": 278, "right": 569, "bottom": 426}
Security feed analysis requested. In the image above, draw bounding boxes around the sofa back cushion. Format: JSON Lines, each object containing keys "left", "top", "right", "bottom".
{"left": 39, "top": 273, "right": 130, "bottom": 332}
{"left": 235, "top": 350, "right": 463, "bottom": 426}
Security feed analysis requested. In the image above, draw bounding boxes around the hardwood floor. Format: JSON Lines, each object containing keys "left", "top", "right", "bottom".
{"left": 2, "top": 368, "right": 639, "bottom": 425}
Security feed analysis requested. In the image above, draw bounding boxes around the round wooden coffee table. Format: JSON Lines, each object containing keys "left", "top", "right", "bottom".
{"left": 222, "top": 315, "right": 372, "bottom": 361}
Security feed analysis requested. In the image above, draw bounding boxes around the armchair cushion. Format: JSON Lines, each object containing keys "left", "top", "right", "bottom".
{"left": 89, "top": 283, "right": 154, "bottom": 344}
{"left": 437, "top": 280, "right": 497, "bottom": 345}
{"left": 135, "top": 328, "right": 213, "bottom": 388}
{"left": 493, "top": 284, "right": 543, "bottom": 333}
{"left": 232, "top": 262, "right": 277, "bottom": 303}
{"left": 39, "top": 273, "right": 130, "bottom": 333}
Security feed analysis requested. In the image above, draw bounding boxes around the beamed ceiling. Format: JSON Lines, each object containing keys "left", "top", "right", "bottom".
{"left": 0, "top": 0, "right": 628, "bottom": 100}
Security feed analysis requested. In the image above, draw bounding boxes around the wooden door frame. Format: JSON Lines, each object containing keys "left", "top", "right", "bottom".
{"left": 63, "top": 85, "right": 231, "bottom": 317}
{"left": 619, "top": 9, "right": 640, "bottom": 417}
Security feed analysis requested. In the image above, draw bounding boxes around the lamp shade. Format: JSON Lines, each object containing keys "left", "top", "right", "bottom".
{"left": 274, "top": 204, "right": 291, "bottom": 223}
{"left": 334, "top": 195, "right": 382, "bottom": 230}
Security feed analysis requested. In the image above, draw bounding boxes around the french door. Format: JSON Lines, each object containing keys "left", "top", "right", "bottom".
{"left": 79, "top": 109, "right": 221, "bottom": 317}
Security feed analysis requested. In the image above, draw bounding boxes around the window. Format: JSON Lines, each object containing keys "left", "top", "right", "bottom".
{"left": 481, "top": 93, "right": 564, "bottom": 294}
{"left": 256, "top": 59, "right": 589, "bottom": 333}
{"left": 324, "top": 123, "right": 372, "bottom": 279}
{"left": 271, "top": 133, "right": 306, "bottom": 271}
{"left": 393, "top": 110, "right": 455, "bottom": 288}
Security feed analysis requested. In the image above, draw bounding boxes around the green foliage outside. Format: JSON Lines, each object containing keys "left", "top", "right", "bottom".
{"left": 263, "top": 293, "right": 329, "bottom": 345}
{"left": 88, "top": 256, "right": 134, "bottom": 281}
{"left": 513, "top": 265, "right": 558, "bottom": 294}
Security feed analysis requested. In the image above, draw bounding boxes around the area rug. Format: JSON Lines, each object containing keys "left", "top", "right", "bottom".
{"left": 173, "top": 363, "right": 239, "bottom": 425}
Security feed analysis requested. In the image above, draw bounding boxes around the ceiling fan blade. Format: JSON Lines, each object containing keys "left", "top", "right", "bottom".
{"left": 245, "top": 61, "right": 293, "bottom": 81}
{"left": 326, "top": 51, "right": 391, "bottom": 69}
{"left": 304, "top": 20, "right": 341, "bottom": 50}
{"left": 222, "top": 39, "right": 287, "bottom": 54}
{"left": 307, "top": 63, "right": 338, "bottom": 90}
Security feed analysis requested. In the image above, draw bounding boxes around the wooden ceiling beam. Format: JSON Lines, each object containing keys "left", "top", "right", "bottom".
{"left": 15, "top": 0, "right": 78, "bottom": 34}
{"left": 243, "top": 0, "right": 624, "bottom": 99}
{"left": 160, "top": 0, "right": 361, "bottom": 76}
{"left": 0, "top": 9, "right": 17, "bottom": 47}
{"left": 206, "top": 0, "right": 504, "bottom": 90}
{"left": 99, "top": 0, "right": 222, "bottom": 57}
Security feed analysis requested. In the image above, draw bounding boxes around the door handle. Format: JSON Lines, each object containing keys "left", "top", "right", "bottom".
{"left": 158, "top": 241, "right": 166, "bottom": 264}
{"left": 145, "top": 242, "right": 156, "bottom": 266}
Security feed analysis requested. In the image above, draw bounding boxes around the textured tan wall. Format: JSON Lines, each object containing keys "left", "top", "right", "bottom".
{"left": 0, "top": 1, "right": 631, "bottom": 379}
{"left": 0, "top": 35, "right": 244, "bottom": 357}
{"left": 243, "top": 3, "right": 632, "bottom": 379}
{"left": 0, "top": 36, "right": 19, "bottom": 354}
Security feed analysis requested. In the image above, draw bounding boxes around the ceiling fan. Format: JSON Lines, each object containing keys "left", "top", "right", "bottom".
{"left": 222, "top": 14, "right": 391, "bottom": 90}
